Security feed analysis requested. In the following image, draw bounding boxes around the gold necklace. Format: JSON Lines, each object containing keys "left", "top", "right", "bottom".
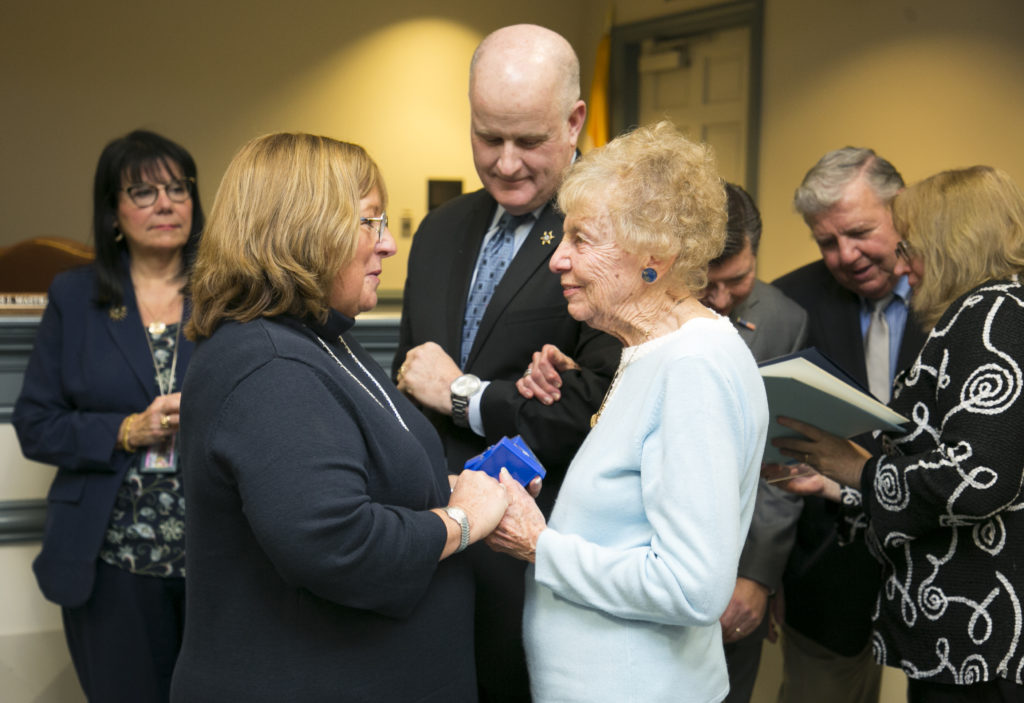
{"left": 590, "top": 343, "right": 643, "bottom": 428}
{"left": 136, "top": 289, "right": 182, "bottom": 337}
{"left": 590, "top": 296, "right": 691, "bottom": 428}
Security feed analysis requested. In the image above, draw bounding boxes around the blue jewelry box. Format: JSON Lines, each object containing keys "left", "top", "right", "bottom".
{"left": 464, "top": 435, "right": 546, "bottom": 486}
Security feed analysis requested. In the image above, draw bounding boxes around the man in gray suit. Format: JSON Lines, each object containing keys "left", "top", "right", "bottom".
{"left": 700, "top": 183, "right": 808, "bottom": 703}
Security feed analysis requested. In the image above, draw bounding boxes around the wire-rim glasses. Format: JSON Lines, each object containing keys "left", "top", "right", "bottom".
{"left": 895, "top": 240, "right": 914, "bottom": 263}
{"left": 360, "top": 212, "right": 389, "bottom": 242}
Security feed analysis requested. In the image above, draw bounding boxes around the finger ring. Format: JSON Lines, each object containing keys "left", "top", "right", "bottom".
{"left": 523, "top": 366, "right": 532, "bottom": 378}
{"left": 160, "top": 414, "right": 170, "bottom": 429}
{"left": 735, "top": 627, "right": 742, "bottom": 634}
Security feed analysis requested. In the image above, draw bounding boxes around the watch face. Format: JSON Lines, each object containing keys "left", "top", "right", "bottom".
{"left": 451, "top": 374, "right": 481, "bottom": 396}
{"left": 446, "top": 506, "right": 467, "bottom": 522}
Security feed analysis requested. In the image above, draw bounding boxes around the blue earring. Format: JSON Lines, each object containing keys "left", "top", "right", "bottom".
{"left": 641, "top": 267, "right": 658, "bottom": 283}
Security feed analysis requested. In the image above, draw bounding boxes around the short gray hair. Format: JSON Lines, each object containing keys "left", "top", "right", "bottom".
{"left": 793, "top": 147, "right": 904, "bottom": 217}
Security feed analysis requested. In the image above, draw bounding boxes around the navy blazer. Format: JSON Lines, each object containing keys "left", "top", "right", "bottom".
{"left": 13, "top": 265, "right": 193, "bottom": 607}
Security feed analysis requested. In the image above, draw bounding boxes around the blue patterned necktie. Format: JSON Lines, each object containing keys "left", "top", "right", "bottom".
{"left": 460, "top": 212, "right": 533, "bottom": 367}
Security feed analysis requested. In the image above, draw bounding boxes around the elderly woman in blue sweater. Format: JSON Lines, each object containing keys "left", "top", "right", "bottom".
{"left": 487, "top": 121, "right": 769, "bottom": 702}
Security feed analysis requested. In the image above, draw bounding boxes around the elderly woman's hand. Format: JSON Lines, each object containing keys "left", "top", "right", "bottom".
{"left": 485, "top": 469, "right": 547, "bottom": 562}
{"left": 516, "top": 344, "right": 581, "bottom": 405}
{"left": 770, "top": 416, "right": 872, "bottom": 489}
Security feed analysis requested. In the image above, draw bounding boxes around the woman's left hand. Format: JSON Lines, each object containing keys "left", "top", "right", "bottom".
{"left": 485, "top": 469, "right": 547, "bottom": 563}
{"left": 771, "top": 416, "right": 872, "bottom": 489}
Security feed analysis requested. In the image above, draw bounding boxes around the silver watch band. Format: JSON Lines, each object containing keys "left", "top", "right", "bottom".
{"left": 442, "top": 506, "right": 471, "bottom": 553}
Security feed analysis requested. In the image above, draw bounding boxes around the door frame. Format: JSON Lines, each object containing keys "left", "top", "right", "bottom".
{"left": 610, "top": 0, "right": 764, "bottom": 196}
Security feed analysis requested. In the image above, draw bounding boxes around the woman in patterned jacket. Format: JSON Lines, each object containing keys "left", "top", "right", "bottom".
{"left": 770, "top": 166, "right": 1024, "bottom": 702}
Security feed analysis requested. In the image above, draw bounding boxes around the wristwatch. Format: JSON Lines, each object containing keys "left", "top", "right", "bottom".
{"left": 450, "top": 373, "right": 482, "bottom": 428}
{"left": 442, "top": 506, "right": 471, "bottom": 553}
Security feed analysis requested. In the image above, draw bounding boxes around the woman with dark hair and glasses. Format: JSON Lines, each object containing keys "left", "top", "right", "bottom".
{"left": 13, "top": 129, "right": 204, "bottom": 702}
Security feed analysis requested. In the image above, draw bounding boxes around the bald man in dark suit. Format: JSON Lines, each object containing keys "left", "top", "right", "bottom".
{"left": 394, "top": 25, "right": 620, "bottom": 702}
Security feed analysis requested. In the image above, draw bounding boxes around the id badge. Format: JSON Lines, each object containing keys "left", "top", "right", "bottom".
{"left": 141, "top": 433, "right": 178, "bottom": 474}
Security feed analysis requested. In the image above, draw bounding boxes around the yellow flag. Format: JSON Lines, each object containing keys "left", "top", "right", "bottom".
{"left": 584, "top": 7, "right": 614, "bottom": 151}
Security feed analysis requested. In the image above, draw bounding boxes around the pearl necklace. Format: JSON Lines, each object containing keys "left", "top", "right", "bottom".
{"left": 316, "top": 334, "right": 410, "bottom": 432}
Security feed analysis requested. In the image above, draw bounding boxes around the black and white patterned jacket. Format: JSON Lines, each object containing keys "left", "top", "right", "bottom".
{"left": 841, "top": 276, "right": 1024, "bottom": 686}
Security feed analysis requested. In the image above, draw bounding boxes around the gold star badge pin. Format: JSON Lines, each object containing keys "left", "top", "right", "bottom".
{"left": 540, "top": 231, "right": 554, "bottom": 245}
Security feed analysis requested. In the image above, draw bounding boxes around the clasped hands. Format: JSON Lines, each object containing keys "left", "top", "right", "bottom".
{"left": 447, "top": 467, "right": 548, "bottom": 564}
{"left": 397, "top": 343, "right": 566, "bottom": 560}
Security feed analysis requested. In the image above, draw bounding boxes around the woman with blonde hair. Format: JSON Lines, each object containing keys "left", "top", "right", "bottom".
{"left": 491, "top": 121, "right": 769, "bottom": 702}
{"left": 170, "top": 133, "right": 508, "bottom": 702}
{"left": 771, "top": 166, "right": 1024, "bottom": 701}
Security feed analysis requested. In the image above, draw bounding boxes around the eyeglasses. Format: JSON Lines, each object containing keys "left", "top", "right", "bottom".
{"left": 895, "top": 240, "right": 914, "bottom": 263}
{"left": 122, "top": 177, "right": 195, "bottom": 208}
{"left": 360, "top": 212, "right": 389, "bottom": 242}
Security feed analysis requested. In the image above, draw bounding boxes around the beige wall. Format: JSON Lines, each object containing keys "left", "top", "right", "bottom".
{"left": 756, "top": 0, "right": 1024, "bottom": 280}
{"left": 0, "top": 0, "right": 601, "bottom": 294}
{"left": 599, "top": 0, "right": 1024, "bottom": 280}
{"left": 4, "top": 1, "right": 1023, "bottom": 287}
{"left": 0, "top": 426, "right": 84, "bottom": 702}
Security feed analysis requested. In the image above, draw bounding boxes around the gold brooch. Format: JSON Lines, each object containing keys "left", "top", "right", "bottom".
{"left": 108, "top": 305, "right": 127, "bottom": 321}
{"left": 540, "top": 231, "right": 554, "bottom": 245}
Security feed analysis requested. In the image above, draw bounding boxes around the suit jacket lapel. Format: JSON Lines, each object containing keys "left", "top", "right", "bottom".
{"left": 829, "top": 287, "right": 870, "bottom": 386}
{"left": 446, "top": 193, "right": 497, "bottom": 360}
{"left": 107, "top": 279, "right": 158, "bottom": 398}
{"left": 466, "top": 203, "right": 562, "bottom": 368}
{"left": 732, "top": 287, "right": 760, "bottom": 352}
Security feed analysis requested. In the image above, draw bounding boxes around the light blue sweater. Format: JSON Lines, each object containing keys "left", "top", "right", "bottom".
{"left": 523, "top": 316, "right": 768, "bottom": 703}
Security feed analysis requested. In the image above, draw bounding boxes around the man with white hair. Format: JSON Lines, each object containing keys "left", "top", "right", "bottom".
{"left": 395, "top": 25, "right": 619, "bottom": 701}
{"left": 772, "top": 147, "right": 928, "bottom": 703}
